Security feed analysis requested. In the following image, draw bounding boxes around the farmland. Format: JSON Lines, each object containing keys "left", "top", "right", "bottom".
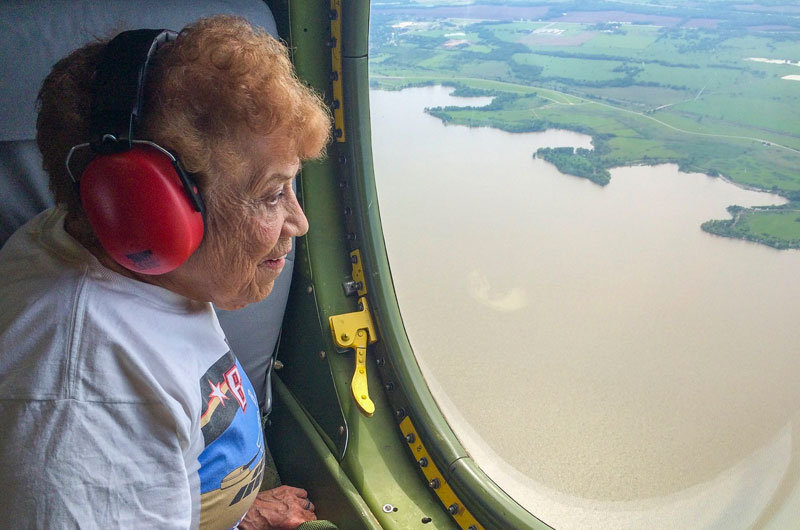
{"left": 369, "top": 0, "right": 800, "bottom": 248}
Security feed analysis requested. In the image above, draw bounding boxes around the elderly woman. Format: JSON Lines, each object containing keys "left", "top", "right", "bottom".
{"left": 0, "top": 15, "right": 330, "bottom": 530}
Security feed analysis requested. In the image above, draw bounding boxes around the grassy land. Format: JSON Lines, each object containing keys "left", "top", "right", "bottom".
{"left": 702, "top": 208, "right": 800, "bottom": 249}
{"left": 369, "top": 0, "right": 800, "bottom": 248}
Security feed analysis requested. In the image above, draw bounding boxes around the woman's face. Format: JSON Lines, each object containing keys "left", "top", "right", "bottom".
{"left": 155, "top": 135, "right": 309, "bottom": 310}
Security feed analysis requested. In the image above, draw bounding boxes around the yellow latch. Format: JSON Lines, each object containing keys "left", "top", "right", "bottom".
{"left": 329, "top": 297, "right": 378, "bottom": 416}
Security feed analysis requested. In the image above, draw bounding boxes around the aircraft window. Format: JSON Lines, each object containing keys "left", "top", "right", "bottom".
{"left": 368, "top": 2, "right": 800, "bottom": 529}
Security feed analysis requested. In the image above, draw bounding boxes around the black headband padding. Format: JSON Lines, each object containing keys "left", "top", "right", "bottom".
{"left": 89, "top": 28, "right": 176, "bottom": 153}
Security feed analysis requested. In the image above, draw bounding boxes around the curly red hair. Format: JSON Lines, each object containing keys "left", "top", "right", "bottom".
{"left": 37, "top": 15, "right": 331, "bottom": 218}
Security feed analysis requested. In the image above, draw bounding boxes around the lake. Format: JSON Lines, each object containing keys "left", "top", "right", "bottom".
{"left": 370, "top": 85, "right": 800, "bottom": 530}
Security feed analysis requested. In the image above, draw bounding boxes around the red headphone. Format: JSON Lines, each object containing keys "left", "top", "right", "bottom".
{"left": 66, "top": 29, "right": 205, "bottom": 275}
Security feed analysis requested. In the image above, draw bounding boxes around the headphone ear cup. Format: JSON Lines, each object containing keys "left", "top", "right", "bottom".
{"left": 80, "top": 144, "right": 204, "bottom": 275}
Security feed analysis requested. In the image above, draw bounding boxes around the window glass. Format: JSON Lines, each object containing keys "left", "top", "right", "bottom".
{"left": 368, "top": 2, "right": 800, "bottom": 529}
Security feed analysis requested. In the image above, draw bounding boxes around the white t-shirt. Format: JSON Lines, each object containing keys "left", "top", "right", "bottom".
{"left": 0, "top": 207, "right": 264, "bottom": 529}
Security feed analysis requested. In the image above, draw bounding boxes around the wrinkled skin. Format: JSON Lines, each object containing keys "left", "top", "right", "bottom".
{"left": 150, "top": 135, "right": 309, "bottom": 310}
{"left": 78, "top": 134, "right": 310, "bottom": 309}
{"left": 238, "top": 486, "right": 316, "bottom": 530}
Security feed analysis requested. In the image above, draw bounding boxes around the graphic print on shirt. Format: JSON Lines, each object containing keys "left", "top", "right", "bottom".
{"left": 198, "top": 351, "right": 264, "bottom": 530}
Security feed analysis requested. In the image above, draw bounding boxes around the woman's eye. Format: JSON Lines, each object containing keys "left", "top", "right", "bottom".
{"left": 264, "top": 190, "right": 284, "bottom": 206}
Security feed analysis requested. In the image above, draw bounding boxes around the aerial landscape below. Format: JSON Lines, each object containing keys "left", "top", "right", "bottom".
{"left": 369, "top": 0, "right": 800, "bottom": 248}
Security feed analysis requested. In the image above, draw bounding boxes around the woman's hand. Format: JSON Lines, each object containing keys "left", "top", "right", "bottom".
{"left": 237, "top": 485, "right": 316, "bottom": 530}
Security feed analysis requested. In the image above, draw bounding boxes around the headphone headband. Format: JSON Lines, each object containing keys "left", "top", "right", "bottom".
{"left": 69, "top": 27, "right": 206, "bottom": 275}
{"left": 89, "top": 29, "right": 176, "bottom": 153}
{"left": 78, "top": 28, "right": 204, "bottom": 214}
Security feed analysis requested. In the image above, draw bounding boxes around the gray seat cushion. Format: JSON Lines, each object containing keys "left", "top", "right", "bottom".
{"left": 0, "top": 141, "right": 53, "bottom": 244}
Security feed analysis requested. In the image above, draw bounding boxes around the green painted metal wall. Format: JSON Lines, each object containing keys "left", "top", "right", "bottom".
{"left": 266, "top": 2, "right": 554, "bottom": 529}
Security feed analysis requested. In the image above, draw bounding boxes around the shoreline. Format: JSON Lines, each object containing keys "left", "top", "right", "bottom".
{"left": 376, "top": 83, "right": 800, "bottom": 250}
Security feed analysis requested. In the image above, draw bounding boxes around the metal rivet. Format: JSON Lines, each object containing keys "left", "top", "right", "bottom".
{"left": 428, "top": 478, "right": 440, "bottom": 489}
{"left": 418, "top": 457, "right": 428, "bottom": 467}
{"left": 376, "top": 357, "right": 385, "bottom": 366}
{"left": 334, "top": 128, "right": 343, "bottom": 138}
{"left": 344, "top": 206, "right": 352, "bottom": 215}
{"left": 338, "top": 155, "right": 347, "bottom": 165}
{"left": 382, "top": 504, "right": 394, "bottom": 513}
{"left": 273, "top": 360, "right": 284, "bottom": 371}
{"left": 405, "top": 433, "right": 415, "bottom": 443}
{"left": 306, "top": 285, "right": 313, "bottom": 294}
{"left": 319, "top": 351, "right": 327, "bottom": 360}
{"left": 341, "top": 333, "right": 350, "bottom": 342}
{"left": 395, "top": 408, "right": 406, "bottom": 420}
{"left": 330, "top": 71, "right": 339, "bottom": 81}
{"left": 346, "top": 232, "right": 356, "bottom": 241}
{"left": 384, "top": 382, "right": 394, "bottom": 391}
{"left": 342, "top": 280, "right": 359, "bottom": 296}
{"left": 338, "top": 425, "right": 345, "bottom": 436}
{"left": 468, "top": 526, "right": 478, "bottom": 530}
{"left": 448, "top": 504, "right": 459, "bottom": 515}
{"left": 332, "top": 99, "right": 341, "bottom": 109}
{"left": 328, "top": 9, "right": 338, "bottom": 20}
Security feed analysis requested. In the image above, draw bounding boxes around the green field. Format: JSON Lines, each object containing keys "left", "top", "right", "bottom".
{"left": 703, "top": 208, "right": 800, "bottom": 249}
{"left": 369, "top": 0, "right": 800, "bottom": 248}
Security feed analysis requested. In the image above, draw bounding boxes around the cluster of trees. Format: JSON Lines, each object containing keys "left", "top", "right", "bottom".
{"left": 447, "top": 84, "right": 501, "bottom": 97}
{"left": 426, "top": 107, "right": 552, "bottom": 132}
{"left": 702, "top": 218, "right": 800, "bottom": 249}
{"left": 441, "top": 92, "right": 518, "bottom": 110}
{"left": 590, "top": 22, "right": 623, "bottom": 33}
{"left": 533, "top": 49, "right": 700, "bottom": 69}
{"left": 535, "top": 146, "right": 611, "bottom": 185}
{"left": 701, "top": 203, "right": 800, "bottom": 249}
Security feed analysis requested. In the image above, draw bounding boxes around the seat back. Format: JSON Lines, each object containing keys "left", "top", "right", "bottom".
{"left": 0, "top": 0, "right": 290, "bottom": 412}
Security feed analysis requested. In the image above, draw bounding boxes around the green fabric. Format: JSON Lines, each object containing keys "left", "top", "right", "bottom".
{"left": 259, "top": 418, "right": 282, "bottom": 490}
{"left": 295, "top": 521, "right": 339, "bottom": 530}
{"left": 261, "top": 418, "right": 337, "bottom": 530}
{"left": 260, "top": 440, "right": 282, "bottom": 490}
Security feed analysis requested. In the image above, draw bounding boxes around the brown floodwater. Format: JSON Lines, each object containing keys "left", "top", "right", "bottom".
{"left": 370, "top": 86, "right": 800, "bottom": 530}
